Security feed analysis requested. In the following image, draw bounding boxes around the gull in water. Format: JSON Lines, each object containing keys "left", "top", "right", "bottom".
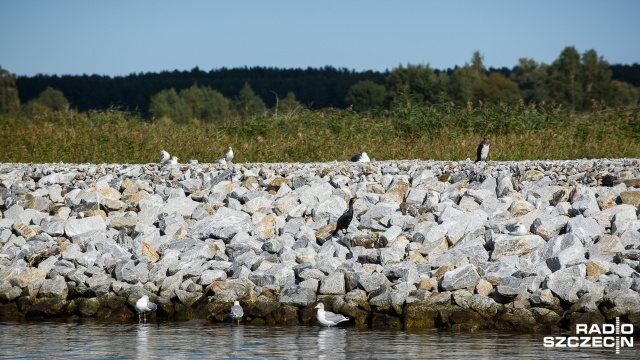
{"left": 135, "top": 295, "right": 157, "bottom": 321}
{"left": 225, "top": 146, "right": 234, "bottom": 163}
{"left": 167, "top": 156, "right": 179, "bottom": 165}
{"left": 314, "top": 303, "right": 349, "bottom": 327}
{"left": 350, "top": 152, "right": 370, "bottom": 163}
{"left": 508, "top": 223, "right": 528, "bottom": 236}
{"left": 229, "top": 300, "right": 244, "bottom": 325}
{"left": 160, "top": 150, "right": 170, "bottom": 164}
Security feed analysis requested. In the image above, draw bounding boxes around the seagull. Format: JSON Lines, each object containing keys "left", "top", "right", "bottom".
{"left": 167, "top": 156, "right": 179, "bottom": 165}
{"left": 508, "top": 223, "right": 528, "bottom": 236}
{"left": 160, "top": 150, "right": 170, "bottom": 164}
{"left": 314, "top": 303, "right": 349, "bottom": 327}
{"left": 331, "top": 197, "right": 357, "bottom": 237}
{"left": 187, "top": 159, "right": 198, "bottom": 165}
{"left": 225, "top": 146, "right": 234, "bottom": 163}
{"left": 215, "top": 158, "right": 227, "bottom": 166}
{"left": 350, "top": 152, "right": 370, "bottom": 163}
{"left": 476, "top": 135, "right": 490, "bottom": 162}
{"left": 134, "top": 295, "right": 157, "bottom": 321}
{"left": 229, "top": 300, "right": 244, "bottom": 325}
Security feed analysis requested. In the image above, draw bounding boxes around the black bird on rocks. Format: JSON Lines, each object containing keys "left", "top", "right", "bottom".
{"left": 476, "top": 135, "right": 490, "bottom": 162}
{"left": 332, "top": 197, "right": 357, "bottom": 237}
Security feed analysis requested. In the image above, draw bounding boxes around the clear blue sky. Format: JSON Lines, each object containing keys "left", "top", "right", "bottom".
{"left": 1, "top": 0, "right": 639, "bottom": 77}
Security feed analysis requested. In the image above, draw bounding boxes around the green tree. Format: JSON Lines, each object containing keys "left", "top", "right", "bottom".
{"left": 0, "top": 66, "right": 20, "bottom": 115}
{"left": 233, "top": 82, "right": 265, "bottom": 118}
{"left": 279, "top": 92, "right": 304, "bottom": 113}
{"left": 448, "top": 67, "right": 473, "bottom": 104}
{"left": 549, "top": 46, "right": 583, "bottom": 110}
{"left": 149, "top": 88, "right": 190, "bottom": 123}
{"left": 510, "top": 58, "right": 549, "bottom": 103}
{"left": 581, "top": 49, "right": 614, "bottom": 107}
{"left": 474, "top": 72, "right": 521, "bottom": 104}
{"left": 345, "top": 80, "right": 385, "bottom": 111}
{"left": 181, "top": 84, "right": 231, "bottom": 123}
{"left": 35, "top": 87, "right": 69, "bottom": 111}
{"left": 386, "top": 64, "right": 442, "bottom": 105}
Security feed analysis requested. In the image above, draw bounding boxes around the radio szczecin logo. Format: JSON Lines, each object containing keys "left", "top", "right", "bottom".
{"left": 544, "top": 318, "right": 634, "bottom": 354}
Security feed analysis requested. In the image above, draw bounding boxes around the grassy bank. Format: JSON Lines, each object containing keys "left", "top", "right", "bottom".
{"left": 1, "top": 103, "right": 639, "bottom": 164}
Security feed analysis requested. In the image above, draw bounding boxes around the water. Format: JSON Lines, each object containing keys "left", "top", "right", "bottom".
{"left": 0, "top": 320, "right": 636, "bottom": 359}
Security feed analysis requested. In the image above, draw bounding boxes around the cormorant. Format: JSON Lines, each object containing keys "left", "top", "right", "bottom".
{"left": 332, "top": 197, "right": 357, "bottom": 236}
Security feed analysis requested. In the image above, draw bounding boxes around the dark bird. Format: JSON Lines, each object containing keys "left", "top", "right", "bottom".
{"left": 332, "top": 197, "right": 357, "bottom": 236}
{"left": 476, "top": 135, "right": 490, "bottom": 162}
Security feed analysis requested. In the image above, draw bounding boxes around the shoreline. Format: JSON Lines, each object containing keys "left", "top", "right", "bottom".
{"left": 1, "top": 159, "right": 639, "bottom": 332}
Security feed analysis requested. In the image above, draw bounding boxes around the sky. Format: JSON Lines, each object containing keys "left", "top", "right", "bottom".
{"left": 1, "top": 0, "right": 639, "bottom": 77}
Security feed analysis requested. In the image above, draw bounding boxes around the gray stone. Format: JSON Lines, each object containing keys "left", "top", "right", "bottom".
{"left": 441, "top": 264, "right": 481, "bottom": 291}
{"left": 357, "top": 272, "right": 388, "bottom": 292}
{"left": 544, "top": 265, "right": 586, "bottom": 303}
{"left": 565, "top": 216, "right": 603, "bottom": 242}
{"left": 540, "top": 234, "right": 586, "bottom": 272}
{"left": 531, "top": 215, "right": 569, "bottom": 241}
{"left": 188, "top": 207, "right": 252, "bottom": 240}
{"left": 383, "top": 262, "right": 419, "bottom": 284}
{"left": 318, "top": 272, "right": 346, "bottom": 295}
{"left": 278, "top": 285, "right": 316, "bottom": 306}
{"left": 65, "top": 216, "right": 106, "bottom": 238}
{"left": 491, "top": 234, "right": 545, "bottom": 260}
{"left": 38, "top": 275, "right": 68, "bottom": 299}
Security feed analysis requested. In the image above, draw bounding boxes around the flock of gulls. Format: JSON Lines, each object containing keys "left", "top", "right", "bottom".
{"left": 136, "top": 135, "right": 491, "bottom": 326}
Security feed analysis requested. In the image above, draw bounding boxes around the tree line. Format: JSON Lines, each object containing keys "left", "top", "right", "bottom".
{"left": 1, "top": 46, "right": 639, "bottom": 123}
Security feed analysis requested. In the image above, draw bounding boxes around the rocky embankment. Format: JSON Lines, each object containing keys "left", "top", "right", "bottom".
{"left": 1, "top": 159, "right": 639, "bottom": 332}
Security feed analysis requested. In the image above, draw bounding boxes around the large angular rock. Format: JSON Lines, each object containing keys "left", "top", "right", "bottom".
{"left": 38, "top": 275, "right": 68, "bottom": 299}
{"left": 491, "top": 234, "right": 545, "bottom": 260}
{"left": 544, "top": 265, "right": 585, "bottom": 303}
{"left": 531, "top": 215, "right": 569, "bottom": 241}
{"left": 64, "top": 216, "right": 106, "bottom": 237}
{"left": 565, "top": 216, "right": 603, "bottom": 242}
{"left": 318, "top": 272, "right": 346, "bottom": 295}
{"left": 187, "top": 207, "right": 251, "bottom": 240}
{"left": 440, "top": 264, "right": 481, "bottom": 291}
{"left": 539, "top": 234, "right": 585, "bottom": 272}
{"left": 278, "top": 285, "right": 316, "bottom": 307}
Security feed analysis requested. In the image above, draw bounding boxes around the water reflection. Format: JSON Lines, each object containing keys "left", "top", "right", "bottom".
{"left": 0, "top": 320, "right": 636, "bottom": 359}
{"left": 317, "top": 327, "right": 347, "bottom": 360}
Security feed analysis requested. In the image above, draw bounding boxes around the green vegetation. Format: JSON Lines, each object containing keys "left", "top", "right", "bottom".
{"left": 1, "top": 102, "right": 638, "bottom": 164}
{"left": 2, "top": 47, "right": 639, "bottom": 164}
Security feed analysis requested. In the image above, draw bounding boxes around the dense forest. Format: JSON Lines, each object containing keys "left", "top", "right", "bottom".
{"left": 1, "top": 46, "right": 640, "bottom": 123}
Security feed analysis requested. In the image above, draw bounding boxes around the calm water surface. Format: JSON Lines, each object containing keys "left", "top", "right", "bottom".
{"left": 0, "top": 320, "right": 636, "bottom": 359}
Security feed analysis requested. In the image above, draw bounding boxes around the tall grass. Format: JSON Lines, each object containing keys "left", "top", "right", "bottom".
{"left": 1, "top": 103, "right": 638, "bottom": 164}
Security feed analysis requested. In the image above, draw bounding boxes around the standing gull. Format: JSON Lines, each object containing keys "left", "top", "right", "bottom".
{"left": 350, "top": 152, "right": 370, "bottom": 162}
{"left": 135, "top": 295, "right": 157, "bottom": 321}
{"left": 314, "top": 303, "right": 349, "bottom": 327}
{"left": 476, "top": 135, "right": 490, "bottom": 162}
{"left": 160, "top": 150, "right": 170, "bottom": 164}
{"left": 229, "top": 300, "right": 244, "bottom": 325}
{"left": 225, "top": 146, "right": 234, "bottom": 163}
{"left": 331, "top": 197, "right": 357, "bottom": 237}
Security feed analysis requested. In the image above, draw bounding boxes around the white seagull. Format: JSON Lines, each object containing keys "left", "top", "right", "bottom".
{"left": 134, "top": 295, "right": 157, "bottom": 321}
{"left": 314, "top": 303, "right": 349, "bottom": 327}
{"left": 187, "top": 159, "right": 198, "bottom": 165}
{"left": 225, "top": 146, "right": 234, "bottom": 163}
{"left": 167, "top": 156, "right": 179, "bottom": 165}
{"left": 350, "top": 152, "right": 370, "bottom": 163}
{"left": 160, "top": 150, "right": 170, "bottom": 164}
{"left": 508, "top": 223, "right": 528, "bottom": 236}
{"left": 229, "top": 300, "right": 244, "bottom": 325}
{"left": 215, "top": 158, "right": 227, "bottom": 166}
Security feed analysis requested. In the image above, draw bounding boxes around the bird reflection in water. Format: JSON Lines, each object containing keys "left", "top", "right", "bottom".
{"left": 136, "top": 323, "right": 151, "bottom": 360}
{"left": 317, "top": 327, "right": 347, "bottom": 360}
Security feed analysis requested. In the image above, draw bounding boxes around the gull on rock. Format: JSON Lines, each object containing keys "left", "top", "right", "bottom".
{"left": 168, "top": 156, "right": 179, "bottom": 165}
{"left": 160, "top": 150, "right": 170, "bottom": 164}
{"left": 215, "top": 158, "right": 227, "bottom": 166}
{"left": 225, "top": 146, "right": 234, "bottom": 162}
{"left": 314, "top": 303, "right": 349, "bottom": 327}
{"left": 229, "top": 300, "right": 244, "bottom": 325}
{"left": 350, "top": 152, "right": 370, "bottom": 162}
{"left": 135, "top": 295, "right": 157, "bottom": 321}
{"left": 508, "top": 223, "right": 528, "bottom": 236}
{"left": 187, "top": 159, "right": 198, "bottom": 165}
